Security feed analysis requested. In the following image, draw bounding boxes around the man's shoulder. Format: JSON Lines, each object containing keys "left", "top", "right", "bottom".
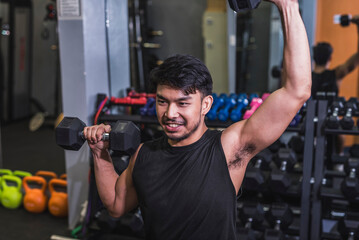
{"left": 141, "top": 134, "right": 166, "bottom": 151}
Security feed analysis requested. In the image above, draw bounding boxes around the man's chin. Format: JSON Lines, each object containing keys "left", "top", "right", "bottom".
{"left": 166, "top": 132, "right": 187, "bottom": 142}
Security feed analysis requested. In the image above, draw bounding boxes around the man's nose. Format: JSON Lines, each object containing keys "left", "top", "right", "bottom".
{"left": 166, "top": 103, "right": 179, "bottom": 119}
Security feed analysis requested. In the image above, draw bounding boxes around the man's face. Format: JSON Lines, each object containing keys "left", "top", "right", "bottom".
{"left": 156, "top": 85, "right": 205, "bottom": 144}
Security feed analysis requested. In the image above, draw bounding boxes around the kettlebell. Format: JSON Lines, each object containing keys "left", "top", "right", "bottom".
{"left": 35, "top": 171, "right": 58, "bottom": 182}
{"left": 0, "top": 176, "right": 2, "bottom": 200}
{"left": 59, "top": 174, "right": 67, "bottom": 180}
{"left": 1, "top": 175, "right": 23, "bottom": 209}
{"left": 14, "top": 170, "right": 32, "bottom": 179}
{"left": 23, "top": 176, "right": 48, "bottom": 213}
{"left": 48, "top": 179, "right": 68, "bottom": 217}
{"left": 14, "top": 171, "right": 32, "bottom": 194}
{"left": 0, "top": 169, "right": 13, "bottom": 176}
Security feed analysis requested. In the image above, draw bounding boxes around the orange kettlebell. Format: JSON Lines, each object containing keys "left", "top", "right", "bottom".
{"left": 35, "top": 171, "right": 57, "bottom": 182}
{"left": 59, "top": 174, "right": 67, "bottom": 180}
{"left": 48, "top": 179, "right": 68, "bottom": 217}
{"left": 23, "top": 176, "right": 48, "bottom": 213}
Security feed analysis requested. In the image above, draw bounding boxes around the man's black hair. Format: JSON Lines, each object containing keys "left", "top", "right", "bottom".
{"left": 149, "top": 54, "right": 213, "bottom": 98}
{"left": 313, "top": 42, "right": 333, "bottom": 66}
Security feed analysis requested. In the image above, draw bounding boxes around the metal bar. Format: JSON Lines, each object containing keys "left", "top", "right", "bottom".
{"left": 311, "top": 100, "right": 328, "bottom": 240}
{"left": 299, "top": 99, "right": 316, "bottom": 240}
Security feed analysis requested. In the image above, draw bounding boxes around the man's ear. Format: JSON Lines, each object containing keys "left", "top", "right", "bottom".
{"left": 202, "top": 95, "right": 213, "bottom": 115}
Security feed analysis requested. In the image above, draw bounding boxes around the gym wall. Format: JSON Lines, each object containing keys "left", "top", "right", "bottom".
{"left": 146, "top": 0, "right": 206, "bottom": 61}
{"left": 315, "top": 0, "right": 359, "bottom": 146}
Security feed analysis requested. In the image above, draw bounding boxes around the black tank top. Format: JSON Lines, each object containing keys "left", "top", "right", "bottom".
{"left": 133, "top": 129, "right": 237, "bottom": 240}
{"left": 311, "top": 69, "right": 338, "bottom": 98}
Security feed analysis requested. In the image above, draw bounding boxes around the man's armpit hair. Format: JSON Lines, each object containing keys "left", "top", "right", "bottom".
{"left": 228, "top": 143, "right": 256, "bottom": 169}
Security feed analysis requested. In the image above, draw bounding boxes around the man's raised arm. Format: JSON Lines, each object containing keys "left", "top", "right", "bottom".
{"left": 335, "top": 15, "right": 359, "bottom": 80}
{"left": 222, "top": 0, "right": 311, "bottom": 166}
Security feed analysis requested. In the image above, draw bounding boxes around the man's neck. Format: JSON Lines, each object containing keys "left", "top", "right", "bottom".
{"left": 313, "top": 65, "right": 327, "bottom": 73}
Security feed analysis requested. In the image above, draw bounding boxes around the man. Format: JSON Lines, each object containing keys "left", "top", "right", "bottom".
{"left": 311, "top": 15, "right": 359, "bottom": 99}
{"left": 83, "top": 0, "right": 311, "bottom": 239}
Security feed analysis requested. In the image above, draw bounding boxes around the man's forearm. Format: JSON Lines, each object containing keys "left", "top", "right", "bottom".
{"left": 278, "top": 2, "right": 311, "bottom": 99}
{"left": 93, "top": 150, "right": 120, "bottom": 211}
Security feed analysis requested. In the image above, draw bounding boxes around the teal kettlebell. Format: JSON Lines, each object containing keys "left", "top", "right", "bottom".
{"left": 1, "top": 175, "right": 23, "bottom": 209}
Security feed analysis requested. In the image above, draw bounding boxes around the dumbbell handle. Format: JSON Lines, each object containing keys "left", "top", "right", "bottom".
{"left": 332, "top": 107, "right": 339, "bottom": 117}
{"left": 280, "top": 161, "right": 287, "bottom": 171}
{"left": 244, "top": 218, "right": 253, "bottom": 229}
{"left": 254, "top": 159, "right": 263, "bottom": 168}
{"left": 80, "top": 132, "right": 110, "bottom": 142}
{"left": 345, "top": 108, "right": 353, "bottom": 117}
{"left": 349, "top": 168, "right": 356, "bottom": 178}
{"left": 274, "top": 219, "right": 281, "bottom": 231}
{"left": 348, "top": 232, "right": 355, "bottom": 240}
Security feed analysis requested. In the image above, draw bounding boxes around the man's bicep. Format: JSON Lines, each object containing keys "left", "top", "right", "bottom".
{"left": 239, "top": 89, "right": 303, "bottom": 151}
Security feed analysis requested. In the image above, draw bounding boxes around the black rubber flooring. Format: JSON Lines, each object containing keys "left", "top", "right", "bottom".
{"left": 0, "top": 119, "right": 72, "bottom": 240}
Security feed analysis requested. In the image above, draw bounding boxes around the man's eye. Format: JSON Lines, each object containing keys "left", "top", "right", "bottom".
{"left": 179, "top": 102, "right": 189, "bottom": 106}
{"left": 157, "top": 100, "right": 166, "bottom": 104}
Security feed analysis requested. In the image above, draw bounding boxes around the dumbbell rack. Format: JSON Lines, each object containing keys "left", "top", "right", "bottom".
{"left": 98, "top": 99, "right": 317, "bottom": 240}
{"left": 311, "top": 99, "right": 359, "bottom": 240}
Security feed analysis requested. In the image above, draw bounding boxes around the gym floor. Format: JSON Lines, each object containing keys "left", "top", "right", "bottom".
{"left": 0, "top": 120, "right": 73, "bottom": 240}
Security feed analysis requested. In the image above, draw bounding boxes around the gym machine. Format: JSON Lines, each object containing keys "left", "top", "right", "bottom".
{"left": 0, "top": 0, "right": 32, "bottom": 122}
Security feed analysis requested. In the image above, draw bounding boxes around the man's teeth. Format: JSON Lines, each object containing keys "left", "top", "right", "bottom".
{"left": 168, "top": 124, "right": 180, "bottom": 127}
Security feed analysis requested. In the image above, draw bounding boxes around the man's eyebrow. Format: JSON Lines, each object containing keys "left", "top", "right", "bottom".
{"left": 176, "top": 96, "right": 192, "bottom": 102}
{"left": 156, "top": 94, "right": 167, "bottom": 100}
{"left": 156, "top": 94, "right": 192, "bottom": 102}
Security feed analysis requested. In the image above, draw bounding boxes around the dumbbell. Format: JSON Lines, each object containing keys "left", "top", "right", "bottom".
{"left": 243, "top": 98, "right": 263, "bottom": 120}
{"left": 243, "top": 149, "right": 272, "bottom": 191}
{"left": 261, "top": 93, "right": 270, "bottom": 101}
{"left": 326, "top": 98, "right": 345, "bottom": 129}
{"left": 56, "top": 117, "right": 141, "bottom": 155}
{"left": 147, "top": 99, "right": 157, "bottom": 116}
{"left": 270, "top": 148, "right": 297, "bottom": 193}
{"left": 350, "top": 144, "right": 359, "bottom": 158}
{"left": 140, "top": 98, "right": 155, "bottom": 116}
{"left": 207, "top": 94, "right": 226, "bottom": 121}
{"left": 268, "top": 140, "right": 284, "bottom": 153}
{"left": 230, "top": 94, "right": 249, "bottom": 122}
{"left": 218, "top": 96, "right": 237, "bottom": 122}
{"left": 249, "top": 93, "right": 259, "bottom": 102}
{"left": 110, "top": 96, "right": 147, "bottom": 105}
{"left": 228, "top": 0, "right": 261, "bottom": 12}
{"left": 237, "top": 202, "right": 265, "bottom": 240}
{"left": 334, "top": 14, "right": 355, "bottom": 27}
{"left": 341, "top": 157, "right": 359, "bottom": 200}
{"left": 264, "top": 203, "right": 294, "bottom": 240}
{"left": 337, "top": 212, "right": 359, "bottom": 240}
{"left": 340, "top": 99, "right": 357, "bottom": 130}
{"left": 288, "top": 135, "right": 304, "bottom": 155}
{"left": 348, "top": 97, "right": 359, "bottom": 115}
{"left": 289, "top": 111, "right": 302, "bottom": 127}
